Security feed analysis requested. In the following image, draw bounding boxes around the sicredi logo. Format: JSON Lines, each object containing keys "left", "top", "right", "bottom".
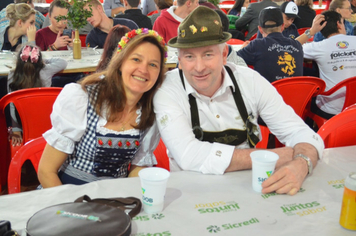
{"left": 195, "top": 201, "right": 240, "bottom": 214}
{"left": 337, "top": 41, "right": 349, "bottom": 49}
{"left": 142, "top": 195, "right": 153, "bottom": 205}
{"left": 206, "top": 218, "right": 259, "bottom": 233}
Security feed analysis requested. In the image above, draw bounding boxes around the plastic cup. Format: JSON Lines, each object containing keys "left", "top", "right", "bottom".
{"left": 138, "top": 167, "right": 170, "bottom": 214}
{"left": 250, "top": 150, "right": 279, "bottom": 193}
{"left": 240, "top": 7, "right": 246, "bottom": 16}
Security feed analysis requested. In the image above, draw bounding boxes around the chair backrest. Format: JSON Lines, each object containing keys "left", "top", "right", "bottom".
{"left": 79, "top": 34, "right": 87, "bottom": 47}
{"left": 7, "top": 137, "right": 46, "bottom": 194}
{"left": 153, "top": 139, "right": 170, "bottom": 171}
{"left": 249, "top": 33, "right": 257, "bottom": 41}
{"left": 227, "top": 38, "right": 245, "bottom": 45}
{"left": 317, "top": 108, "right": 356, "bottom": 148}
{"left": 272, "top": 76, "right": 326, "bottom": 119}
{"left": 297, "top": 27, "right": 310, "bottom": 35}
{"left": 320, "top": 76, "right": 356, "bottom": 111}
{"left": 147, "top": 10, "right": 158, "bottom": 16}
{"left": 220, "top": 0, "right": 235, "bottom": 4}
{"left": 0, "top": 88, "right": 61, "bottom": 188}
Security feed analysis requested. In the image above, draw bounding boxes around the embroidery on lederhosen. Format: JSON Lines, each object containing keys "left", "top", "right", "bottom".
{"left": 277, "top": 52, "right": 296, "bottom": 76}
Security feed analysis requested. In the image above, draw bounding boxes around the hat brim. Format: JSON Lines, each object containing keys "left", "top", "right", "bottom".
{"left": 167, "top": 32, "right": 232, "bottom": 49}
{"left": 285, "top": 13, "right": 300, "bottom": 19}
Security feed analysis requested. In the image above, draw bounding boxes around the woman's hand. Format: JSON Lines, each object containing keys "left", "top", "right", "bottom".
{"left": 26, "top": 25, "right": 36, "bottom": 42}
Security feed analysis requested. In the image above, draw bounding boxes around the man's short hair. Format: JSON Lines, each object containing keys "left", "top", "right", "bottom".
{"left": 127, "top": 0, "right": 140, "bottom": 7}
{"left": 154, "top": 0, "right": 173, "bottom": 10}
{"left": 14, "top": 0, "right": 33, "bottom": 4}
{"left": 215, "top": 9, "right": 229, "bottom": 32}
{"left": 49, "top": 0, "right": 67, "bottom": 16}
{"left": 320, "top": 10, "right": 343, "bottom": 38}
{"left": 84, "top": 0, "right": 102, "bottom": 7}
{"left": 177, "top": 0, "right": 190, "bottom": 7}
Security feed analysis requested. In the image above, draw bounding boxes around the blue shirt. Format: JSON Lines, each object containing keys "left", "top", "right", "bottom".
{"left": 85, "top": 18, "right": 138, "bottom": 48}
{"left": 237, "top": 32, "right": 303, "bottom": 83}
{"left": 313, "top": 20, "right": 354, "bottom": 42}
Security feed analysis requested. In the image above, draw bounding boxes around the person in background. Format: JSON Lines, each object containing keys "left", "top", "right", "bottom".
{"left": 293, "top": 0, "right": 316, "bottom": 28}
{"left": 85, "top": 0, "right": 138, "bottom": 48}
{"left": 303, "top": 11, "right": 356, "bottom": 119}
{"left": 150, "top": 0, "right": 173, "bottom": 26}
{"left": 35, "top": 0, "right": 72, "bottom": 51}
{"left": 142, "top": 0, "right": 156, "bottom": 15}
{"left": 154, "top": 6, "right": 324, "bottom": 195}
{"left": 96, "top": 24, "right": 130, "bottom": 71}
{"left": 228, "top": 0, "right": 250, "bottom": 16}
{"left": 7, "top": 44, "right": 67, "bottom": 146}
{"left": 235, "top": 0, "right": 278, "bottom": 40}
{"left": 0, "top": 3, "right": 36, "bottom": 51}
{"left": 38, "top": 28, "right": 167, "bottom": 187}
{"left": 0, "top": 0, "right": 13, "bottom": 12}
{"left": 237, "top": 7, "right": 303, "bottom": 83}
{"left": 0, "top": 0, "right": 45, "bottom": 30}
{"left": 314, "top": 0, "right": 354, "bottom": 42}
{"left": 153, "top": 0, "right": 199, "bottom": 41}
{"left": 103, "top": 0, "right": 125, "bottom": 17}
{"left": 115, "top": 0, "right": 152, "bottom": 29}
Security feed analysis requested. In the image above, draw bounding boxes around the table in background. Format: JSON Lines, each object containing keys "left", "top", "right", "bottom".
{"left": 0, "top": 145, "right": 355, "bottom": 235}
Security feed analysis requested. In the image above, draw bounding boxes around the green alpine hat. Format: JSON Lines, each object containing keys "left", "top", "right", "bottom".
{"left": 168, "top": 6, "right": 232, "bottom": 48}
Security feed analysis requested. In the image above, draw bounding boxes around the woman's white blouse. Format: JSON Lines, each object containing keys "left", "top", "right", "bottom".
{"left": 43, "top": 83, "right": 159, "bottom": 166}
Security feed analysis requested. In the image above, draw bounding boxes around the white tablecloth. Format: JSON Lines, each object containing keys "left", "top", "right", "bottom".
{"left": 0, "top": 145, "right": 355, "bottom": 235}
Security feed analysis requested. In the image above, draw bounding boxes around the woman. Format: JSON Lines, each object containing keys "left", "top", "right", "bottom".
{"left": 96, "top": 25, "right": 130, "bottom": 72}
{"left": 0, "top": 3, "right": 36, "bottom": 51}
{"left": 293, "top": 0, "right": 316, "bottom": 28}
{"left": 150, "top": 0, "right": 173, "bottom": 26}
{"left": 313, "top": 0, "right": 354, "bottom": 42}
{"left": 38, "top": 28, "right": 167, "bottom": 188}
{"left": 228, "top": 0, "right": 250, "bottom": 16}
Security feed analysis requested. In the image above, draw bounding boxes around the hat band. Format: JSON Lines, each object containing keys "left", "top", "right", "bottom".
{"left": 177, "top": 34, "right": 225, "bottom": 44}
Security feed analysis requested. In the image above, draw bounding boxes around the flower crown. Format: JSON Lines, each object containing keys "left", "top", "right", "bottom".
{"left": 117, "top": 28, "right": 168, "bottom": 62}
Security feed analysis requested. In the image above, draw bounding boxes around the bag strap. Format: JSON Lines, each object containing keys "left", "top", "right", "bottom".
{"left": 74, "top": 195, "right": 142, "bottom": 218}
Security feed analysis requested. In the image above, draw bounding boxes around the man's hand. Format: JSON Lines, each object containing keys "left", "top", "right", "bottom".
{"left": 310, "top": 14, "right": 327, "bottom": 36}
{"left": 53, "top": 31, "right": 71, "bottom": 49}
{"left": 26, "top": 25, "right": 36, "bottom": 42}
{"left": 111, "top": 6, "right": 125, "bottom": 17}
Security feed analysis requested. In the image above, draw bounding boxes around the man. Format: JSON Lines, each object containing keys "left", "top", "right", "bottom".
{"left": 256, "top": 1, "right": 300, "bottom": 39}
{"left": 103, "top": 0, "right": 125, "bottom": 17}
{"left": 235, "top": 0, "right": 278, "bottom": 40}
{"left": 153, "top": 6, "right": 324, "bottom": 195}
{"left": 153, "top": 0, "right": 198, "bottom": 41}
{"left": 115, "top": 0, "right": 152, "bottom": 29}
{"left": 237, "top": 7, "right": 303, "bottom": 83}
{"left": 0, "top": 0, "right": 45, "bottom": 30}
{"left": 303, "top": 11, "right": 356, "bottom": 118}
{"left": 36, "top": 0, "right": 72, "bottom": 51}
{"left": 85, "top": 0, "right": 138, "bottom": 48}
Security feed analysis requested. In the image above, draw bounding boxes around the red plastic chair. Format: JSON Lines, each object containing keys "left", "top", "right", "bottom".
{"left": 256, "top": 76, "right": 326, "bottom": 148}
{"left": 7, "top": 137, "right": 46, "bottom": 194}
{"left": 79, "top": 34, "right": 87, "bottom": 47}
{"left": 153, "top": 139, "right": 170, "bottom": 171}
{"left": 227, "top": 38, "right": 245, "bottom": 45}
{"left": 249, "top": 33, "right": 257, "bottom": 41}
{"left": 0, "top": 88, "right": 62, "bottom": 189}
{"left": 317, "top": 107, "right": 356, "bottom": 148}
{"left": 220, "top": 0, "right": 235, "bottom": 4}
{"left": 297, "top": 27, "right": 310, "bottom": 35}
{"left": 147, "top": 10, "right": 158, "bottom": 16}
{"left": 306, "top": 76, "right": 356, "bottom": 130}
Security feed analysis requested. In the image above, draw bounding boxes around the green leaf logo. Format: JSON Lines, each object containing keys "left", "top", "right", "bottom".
{"left": 142, "top": 188, "right": 145, "bottom": 194}
{"left": 266, "top": 171, "right": 272, "bottom": 177}
{"left": 207, "top": 225, "right": 220, "bottom": 233}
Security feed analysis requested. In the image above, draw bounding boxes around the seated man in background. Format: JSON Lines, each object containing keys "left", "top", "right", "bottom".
{"left": 154, "top": 6, "right": 324, "bottom": 196}
{"left": 257, "top": 1, "right": 300, "bottom": 39}
{"left": 36, "top": 0, "right": 72, "bottom": 51}
{"left": 237, "top": 7, "right": 303, "bottom": 83}
{"left": 303, "top": 11, "right": 356, "bottom": 119}
{"left": 153, "top": 0, "right": 198, "bottom": 41}
{"left": 0, "top": 0, "right": 45, "bottom": 30}
{"left": 115, "top": 0, "right": 152, "bottom": 29}
{"left": 85, "top": 0, "right": 138, "bottom": 48}
{"left": 103, "top": 0, "right": 125, "bottom": 17}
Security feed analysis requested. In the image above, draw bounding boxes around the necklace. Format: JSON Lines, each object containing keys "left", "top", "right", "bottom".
{"left": 120, "top": 110, "right": 136, "bottom": 131}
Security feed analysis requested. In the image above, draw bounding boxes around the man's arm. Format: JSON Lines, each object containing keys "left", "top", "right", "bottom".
{"left": 296, "top": 14, "right": 326, "bottom": 45}
{"left": 235, "top": 6, "right": 254, "bottom": 30}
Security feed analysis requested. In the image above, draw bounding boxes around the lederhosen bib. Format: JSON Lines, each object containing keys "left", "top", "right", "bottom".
{"left": 179, "top": 66, "right": 259, "bottom": 148}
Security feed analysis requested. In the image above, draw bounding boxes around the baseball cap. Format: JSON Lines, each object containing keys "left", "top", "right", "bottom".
{"left": 280, "top": 1, "right": 300, "bottom": 18}
{"left": 259, "top": 7, "right": 283, "bottom": 28}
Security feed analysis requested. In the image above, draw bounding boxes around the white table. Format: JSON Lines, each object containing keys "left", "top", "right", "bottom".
{"left": 0, "top": 145, "right": 355, "bottom": 235}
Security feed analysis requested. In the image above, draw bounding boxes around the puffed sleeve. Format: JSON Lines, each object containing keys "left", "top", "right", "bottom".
{"left": 131, "top": 121, "right": 160, "bottom": 166}
{"left": 42, "top": 83, "right": 89, "bottom": 154}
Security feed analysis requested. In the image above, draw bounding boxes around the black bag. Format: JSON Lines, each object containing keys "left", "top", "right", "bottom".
{"left": 26, "top": 195, "right": 142, "bottom": 236}
{"left": 0, "top": 221, "right": 18, "bottom": 236}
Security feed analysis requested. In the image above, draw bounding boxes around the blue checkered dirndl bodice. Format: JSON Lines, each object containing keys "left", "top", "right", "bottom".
{"left": 61, "top": 84, "right": 143, "bottom": 180}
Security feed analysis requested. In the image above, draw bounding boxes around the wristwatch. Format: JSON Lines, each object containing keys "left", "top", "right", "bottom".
{"left": 294, "top": 154, "right": 313, "bottom": 176}
{"left": 304, "top": 29, "right": 313, "bottom": 39}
